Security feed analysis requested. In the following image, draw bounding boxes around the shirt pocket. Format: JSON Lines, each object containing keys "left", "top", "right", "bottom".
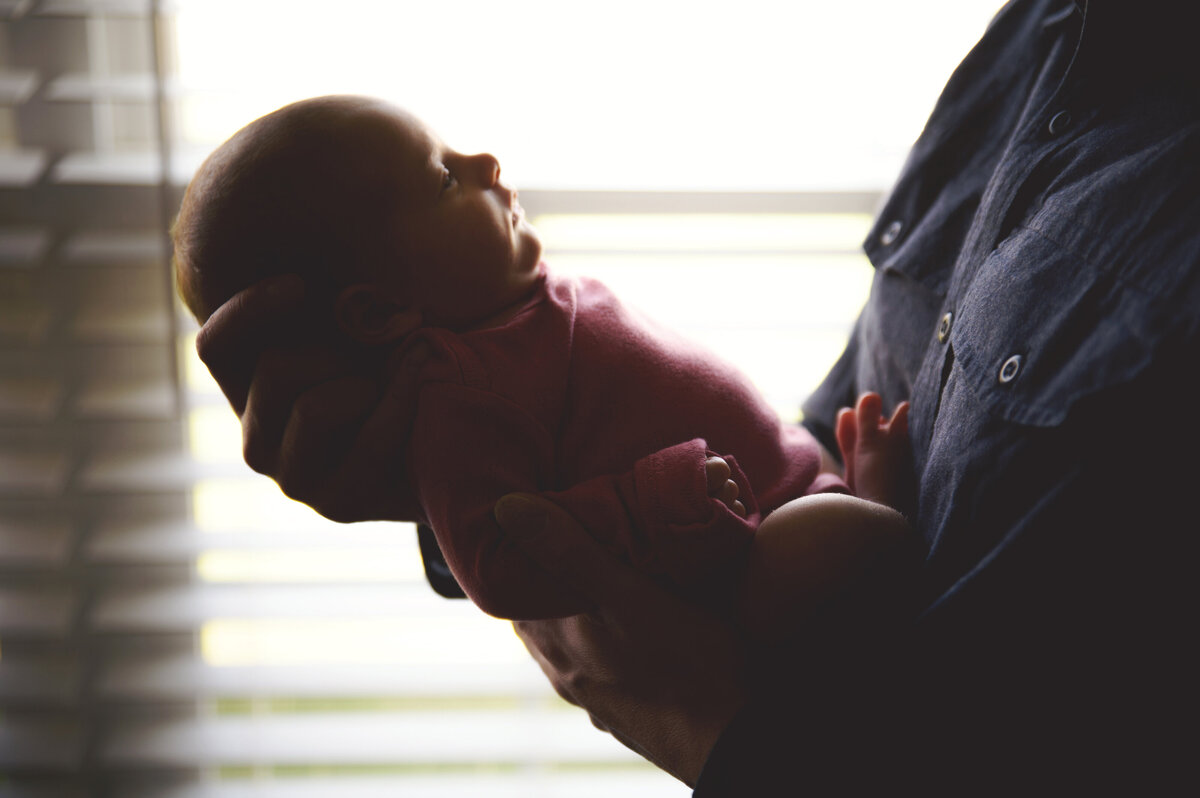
{"left": 949, "top": 225, "right": 1161, "bottom": 428}
{"left": 866, "top": 195, "right": 981, "bottom": 297}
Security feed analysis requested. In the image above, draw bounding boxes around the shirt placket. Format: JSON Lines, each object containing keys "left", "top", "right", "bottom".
{"left": 907, "top": 30, "right": 1088, "bottom": 475}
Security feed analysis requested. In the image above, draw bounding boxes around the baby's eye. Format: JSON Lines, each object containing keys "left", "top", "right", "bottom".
{"left": 441, "top": 168, "right": 454, "bottom": 191}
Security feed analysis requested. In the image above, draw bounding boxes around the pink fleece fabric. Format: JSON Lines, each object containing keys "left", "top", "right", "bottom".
{"left": 398, "top": 268, "right": 845, "bottom": 619}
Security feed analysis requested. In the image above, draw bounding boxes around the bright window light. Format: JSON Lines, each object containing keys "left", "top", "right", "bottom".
{"left": 202, "top": 616, "right": 528, "bottom": 666}
{"left": 196, "top": 548, "right": 424, "bottom": 583}
{"left": 192, "top": 478, "right": 328, "bottom": 532}
{"left": 172, "top": 0, "right": 1004, "bottom": 191}
{"left": 535, "top": 213, "right": 872, "bottom": 252}
{"left": 187, "top": 405, "right": 241, "bottom": 464}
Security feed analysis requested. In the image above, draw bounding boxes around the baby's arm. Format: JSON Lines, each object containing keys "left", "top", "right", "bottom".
{"left": 415, "top": 381, "right": 758, "bottom": 619}
{"left": 543, "top": 440, "right": 759, "bottom": 594}
{"left": 412, "top": 381, "right": 592, "bottom": 619}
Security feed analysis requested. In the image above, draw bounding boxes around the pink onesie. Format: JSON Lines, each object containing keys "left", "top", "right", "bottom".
{"left": 391, "top": 267, "right": 846, "bottom": 619}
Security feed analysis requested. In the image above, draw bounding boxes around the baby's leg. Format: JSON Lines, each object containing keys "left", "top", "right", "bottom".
{"left": 740, "top": 493, "right": 912, "bottom": 644}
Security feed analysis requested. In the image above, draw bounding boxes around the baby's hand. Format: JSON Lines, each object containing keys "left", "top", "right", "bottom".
{"left": 835, "top": 393, "right": 911, "bottom": 509}
{"left": 706, "top": 456, "right": 747, "bottom": 518}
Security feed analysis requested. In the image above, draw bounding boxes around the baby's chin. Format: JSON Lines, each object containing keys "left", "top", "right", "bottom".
{"left": 517, "top": 221, "right": 543, "bottom": 264}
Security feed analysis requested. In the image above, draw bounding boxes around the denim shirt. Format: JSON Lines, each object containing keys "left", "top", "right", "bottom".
{"left": 698, "top": 0, "right": 1200, "bottom": 793}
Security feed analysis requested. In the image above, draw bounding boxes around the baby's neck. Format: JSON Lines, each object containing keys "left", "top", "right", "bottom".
{"left": 461, "top": 296, "right": 533, "bottom": 332}
{"left": 450, "top": 272, "right": 545, "bottom": 333}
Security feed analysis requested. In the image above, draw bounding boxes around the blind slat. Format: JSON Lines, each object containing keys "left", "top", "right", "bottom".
{"left": 0, "top": 68, "right": 39, "bottom": 102}
{"left": 0, "top": 719, "right": 81, "bottom": 769}
{"left": 0, "top": 227, "right": 51, "bottom": 264}
{"left": 93, "top": 583, "right": 484, "bottom": 628}
{"left": 51, "top": 151, "right": 195, "bottom": 186}
{"left": 89, "top": 521, "right": 417, "bottom": 563}
{"left": 35, "top": 0, "right": 164, "bottom": 17}
{"left": 136, "top": 772, "right": 687, "bottom": 798}
{"left": 46, "top": 71, "right": 159, "bottom": 101}
{"left": 103, "top": 711, "right": 643, "bottom": 766}
{"left": 0, "top": 450, "right": 71, "bottom": 495}
{"left": 74, "top": 375, "right": 175, "bottom": 419}
{"left": 100, "top": 656, "right": 550, "bottom": 699}
{"left": 0, "top": 376, "right": 64, "bottom": 421}
{"left": 0, "top": 151, "right": 46, "bottom": 187}
{"left": 0, "top": 517, "right": 70, "bottom": 563}
{"left": 79, "top": 450, "right": 201, "bottom": 492}
{"left": 60, "top": 230, "right": 164, "bottom": 263}
{"left": 0, "top": 586, "right": 76, "bottom": 635}
{"left": 0, "top": 659, "right": 79, "bottom": 703}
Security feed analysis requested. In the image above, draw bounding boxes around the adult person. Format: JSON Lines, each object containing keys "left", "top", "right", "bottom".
{"left": 196, "top": 0, "right": 1199, "bottom": 792}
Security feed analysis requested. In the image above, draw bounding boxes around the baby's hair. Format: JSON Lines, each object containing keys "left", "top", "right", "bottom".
{"left": 172, "top": 96, "right": 405, "bottom": 325}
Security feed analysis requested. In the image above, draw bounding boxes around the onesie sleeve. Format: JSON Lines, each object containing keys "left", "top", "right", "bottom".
{"left": 544, "top": 438, "right": 759, "bottom": 593}
{"left": 410, "top": 380, "right": 591, "bottom": 620}
{"left": 412, "top": 379, "right": 758, "bottom": 618}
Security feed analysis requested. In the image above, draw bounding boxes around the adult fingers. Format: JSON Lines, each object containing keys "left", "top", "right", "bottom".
{"left": 314, "top": 376, "right": 423, "bottom": 523}
{"left": 345, "top": 342, "right": 428, "bottom": 476}
{"left": 308, "top": 343, "right": 428, "bottom": 521}
{"left": 241, "top": 345, "right": 351, "bottom": 476}
{"left": 512, "top": 618, "right": 583, "bottom": 703}
{"left": 274, "top": 375, "right": 379, "bottom": 513}
{"left": 195, "top": 275, "right": 305, "bottom": 415}
{"left": 261, "top": 341, "right": 428, "bottom": 522}
{"left": 516, "top": 617, "right": 614, "bottom": 733}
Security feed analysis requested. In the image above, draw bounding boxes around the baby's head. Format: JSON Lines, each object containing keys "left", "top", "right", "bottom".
{"left": 173, "top": 95, "right": 543, "bottom": 343}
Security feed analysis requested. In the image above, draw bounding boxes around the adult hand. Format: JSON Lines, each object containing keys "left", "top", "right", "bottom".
{"left": 495, "top": 493, "right": 747, "bottom": 787}
{"left": 195, "top": 275, "right": 422, "bottom": 522}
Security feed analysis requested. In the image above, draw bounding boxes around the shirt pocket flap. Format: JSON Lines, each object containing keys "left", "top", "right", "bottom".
{"left": 950, "top": 226, "right": 1160, "bottom": 428}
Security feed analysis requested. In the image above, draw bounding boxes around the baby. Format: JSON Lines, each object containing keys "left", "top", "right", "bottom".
{"left": 174, "top": 95, "right": 912, "bottom": 638}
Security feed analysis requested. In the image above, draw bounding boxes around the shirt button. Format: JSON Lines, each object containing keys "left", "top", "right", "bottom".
{"left": 937, "top": 312, "right": 953, "bottom": 343}
{"left": 998, "top": 354, "right": 1023, "bottom": 384}
{"left": 880, "top": 219, "right": 904, "bottom": 246}
{"left": 1047, "top": 109, "right": 1072, "bottom": 136}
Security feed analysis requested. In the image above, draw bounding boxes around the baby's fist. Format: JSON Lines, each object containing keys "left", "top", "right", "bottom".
{"left": 705, "top": 456, "right": 747, "bottom": 518}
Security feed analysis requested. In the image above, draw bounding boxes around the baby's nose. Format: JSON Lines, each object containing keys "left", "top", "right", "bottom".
{"left": 462, "top": 152, "right": 499, "bottom": 187}
{"left": 478, "top": 153, "right": 500, "bottom": 187}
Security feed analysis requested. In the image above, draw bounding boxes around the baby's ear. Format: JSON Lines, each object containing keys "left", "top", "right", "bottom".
{"left": 335, "top": 283, "right": 422, "bottom": 344}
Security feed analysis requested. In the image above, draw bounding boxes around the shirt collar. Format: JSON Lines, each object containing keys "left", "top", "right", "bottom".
{"left": 1068, "top": 0, "right": 1199, "bottom": 87}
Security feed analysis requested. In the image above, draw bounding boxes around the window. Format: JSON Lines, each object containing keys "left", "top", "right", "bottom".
{"left": 0, "top": 2, "right": 1001, "bottom": 795}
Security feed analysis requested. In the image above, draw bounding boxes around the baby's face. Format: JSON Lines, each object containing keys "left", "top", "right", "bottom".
{"left": 357, "top": 101, "right": 543, "bottom": 328}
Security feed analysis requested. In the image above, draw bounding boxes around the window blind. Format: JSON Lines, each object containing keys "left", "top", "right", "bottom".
{"left": 1, "top": 1, "right": 1000, "bottom": 795}
{"left": 1, "top": 4, "right": 198, "bottom": 797}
